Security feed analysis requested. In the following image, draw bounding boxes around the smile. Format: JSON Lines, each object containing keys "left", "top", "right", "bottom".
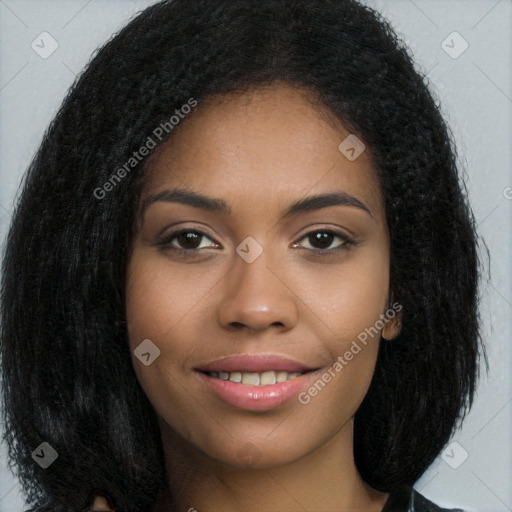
{"left": 194, "top": 354, "right": 321, "bottom": 410}
{"left": 203, "top": 369, "right": 311, "bottom": 386}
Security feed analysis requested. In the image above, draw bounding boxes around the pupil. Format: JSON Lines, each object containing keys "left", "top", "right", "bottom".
{"left": 311, "top": 232, "right": 333, "bottom": 249}
{"left": 179, "top": 231, "right": 201, "bottom": 249}
{"left": 177, "top": 231, "right": 334, "bottom": 250}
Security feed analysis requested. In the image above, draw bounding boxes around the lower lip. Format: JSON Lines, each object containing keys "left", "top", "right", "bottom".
{"left": 196, "top": 371, "right": 320, "bottom": 411}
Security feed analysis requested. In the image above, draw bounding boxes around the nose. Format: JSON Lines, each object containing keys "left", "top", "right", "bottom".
{"left": 216, "top": 248, "right": 299, "bottom": 333}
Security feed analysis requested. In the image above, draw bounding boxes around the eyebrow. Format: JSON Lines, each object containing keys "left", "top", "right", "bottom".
{"left": 140, "top": 187, "right": 374, "bottom": 220}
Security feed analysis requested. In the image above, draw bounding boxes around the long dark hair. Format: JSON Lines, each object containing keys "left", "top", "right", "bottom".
{"left": 1, "top": 0, "right": 486, "bottom": 510}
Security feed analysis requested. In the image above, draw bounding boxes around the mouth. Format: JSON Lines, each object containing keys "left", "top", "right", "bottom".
{"left": 199, "top": 368, "right": 316, "bottom": 386}
{"left": 194, "top": 354, "right": 322, "bottom": 410}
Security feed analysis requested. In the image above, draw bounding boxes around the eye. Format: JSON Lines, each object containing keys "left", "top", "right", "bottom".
{"left": 293, "top": 229, "right": 356, "bottom": 254}
{"left": 155, "top": 228, "right": 356, "bottom": 257}
{"left": 156, "top": 229, "right": 218, "bottom": 253}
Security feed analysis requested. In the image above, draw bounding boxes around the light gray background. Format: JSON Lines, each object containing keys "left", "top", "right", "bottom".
{"left": 0, "top": 1, "right": 511, "bottom": 511}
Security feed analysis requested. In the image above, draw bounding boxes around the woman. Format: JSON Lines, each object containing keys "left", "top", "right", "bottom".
{"left": 0, "top": 0, "right": 484, "bottom": 511}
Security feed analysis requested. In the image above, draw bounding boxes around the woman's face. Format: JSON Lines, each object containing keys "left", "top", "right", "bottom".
{"left": 125, "top": 83, "right": 398, "bottom": 468}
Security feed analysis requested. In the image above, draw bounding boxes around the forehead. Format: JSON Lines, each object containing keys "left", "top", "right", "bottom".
{"left": 142, "top": 83, "right": 384, "bottom": 219}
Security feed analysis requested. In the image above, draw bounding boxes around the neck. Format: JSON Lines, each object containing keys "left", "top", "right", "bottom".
{"left": 152, "top": 418, "right": 389, "bottom": 512}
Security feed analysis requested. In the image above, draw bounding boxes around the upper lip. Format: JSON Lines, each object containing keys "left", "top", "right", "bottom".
{"left": 195, "top": 354, "right": 318, "bottom": 373}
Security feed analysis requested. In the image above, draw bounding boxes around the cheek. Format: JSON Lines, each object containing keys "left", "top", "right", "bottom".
{"left": 125, "top": 251, "right": 213, "bottom": 351}
{"left": 124, "top": 249, "right": 224, "bottom": 411}
{"left": 296, "top": 322, "right": 382, "bottom": 436}
{"left": 125, "top": 263, "right": 173, "bottom": 345}
{"left": 124, "top": 254, "right": 191, "bottom": 397}
{"left": 292, "top": 250, "right": 390, "bottom": 344}
{"left": 124, "top": 255, "right": 196, "bottom": 425}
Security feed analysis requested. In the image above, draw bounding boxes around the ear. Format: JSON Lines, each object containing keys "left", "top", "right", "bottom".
{"left": 381, "top": 312, "right": 402, "bottom": 340}
{"left": 381, "top": 292, "right": 402, "bottom": 341}
{"left": 90, "top": 493, "right": 115, "bottom": 512}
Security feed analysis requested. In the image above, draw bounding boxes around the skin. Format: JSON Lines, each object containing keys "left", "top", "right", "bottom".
{"left": 124, "top": 82, "right": 401, "bottom": 512}
{"left": 91, "top": 495, "right": 114, "bottom": 511}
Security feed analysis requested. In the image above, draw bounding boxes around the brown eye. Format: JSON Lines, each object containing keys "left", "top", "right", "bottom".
{"left": 174, "top": 231, "right": 205, "bottom": 250}
{"left": 156, "top": 229, "right": 218, "bottom": 253}
{"left": 294, "top": 230, "right": 356, "bottom": 253}
{"left": 307, "top": 231, "right": 336, "bottom": 249}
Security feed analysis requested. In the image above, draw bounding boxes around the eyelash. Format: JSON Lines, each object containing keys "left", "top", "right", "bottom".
{"left": 155, "top": 228, "right": 357, "bottom": 257}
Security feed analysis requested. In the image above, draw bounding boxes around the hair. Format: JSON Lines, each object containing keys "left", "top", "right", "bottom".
{"left": 1, "top": 0, "right": 486, "bottom": 511}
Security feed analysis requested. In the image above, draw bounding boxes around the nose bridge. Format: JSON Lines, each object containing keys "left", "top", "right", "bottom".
{"left": 216, "top": 242, "right": 299, "bottom": 332}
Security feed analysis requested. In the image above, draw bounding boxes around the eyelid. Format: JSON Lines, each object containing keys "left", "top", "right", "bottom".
{"left": 155, "top": 225, "right": 356, "bottom": 254}
{"left": 293, "top": 224, "right": 354, "bottom": 242}
{"left": 292, "top": 228, "right": 356, "bottom": 253}
{"left": 155, "top": 226, "right": 220, "bottom": 249}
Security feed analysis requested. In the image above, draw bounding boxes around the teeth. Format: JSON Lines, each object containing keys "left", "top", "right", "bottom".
{"left": 229, "top": 371, "right": 242, "bottom": 383}
{"left": 276, "top": 371, "right": 288, "bottom": 383}
{"left": 260, "top": 371, "right": 276, "bottom": 385}
{"left": 242, "top": 372, "right": 260, "bottom": 385}
{"left": 208, "top": 370, "right": 304, "bottom": 385}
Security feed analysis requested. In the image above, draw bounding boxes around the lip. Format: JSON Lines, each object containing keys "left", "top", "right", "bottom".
{"left": 195, "top": 354, "right": 317, "bottom": 373}
{"left": 194, "top": 354, "right": 322, "bottom": 411}
{"left": 196, "top": 370, "right": 321, "bottom": 410}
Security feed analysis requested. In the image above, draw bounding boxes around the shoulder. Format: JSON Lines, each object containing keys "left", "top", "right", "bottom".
{"left": 24, "top": 494, "right": 112, "bottom": 512}
{"left": 24, "top": 508, "right": 90, "bottom": 512}
{"left": 412, "top": 488, "right": 468, "bottom": 512}
{"left": 383, "top": 484, "right": 469, "bottom": 512}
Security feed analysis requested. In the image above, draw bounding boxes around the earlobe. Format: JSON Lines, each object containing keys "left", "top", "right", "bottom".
{"left": 381, "top": 310, "right": 402, "bottom": 341}
{"left": 381, "top": 291, "right": 402, "bottom": 341}
{"left": 89, "top": 493, "right": 115, "bottom": 512}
